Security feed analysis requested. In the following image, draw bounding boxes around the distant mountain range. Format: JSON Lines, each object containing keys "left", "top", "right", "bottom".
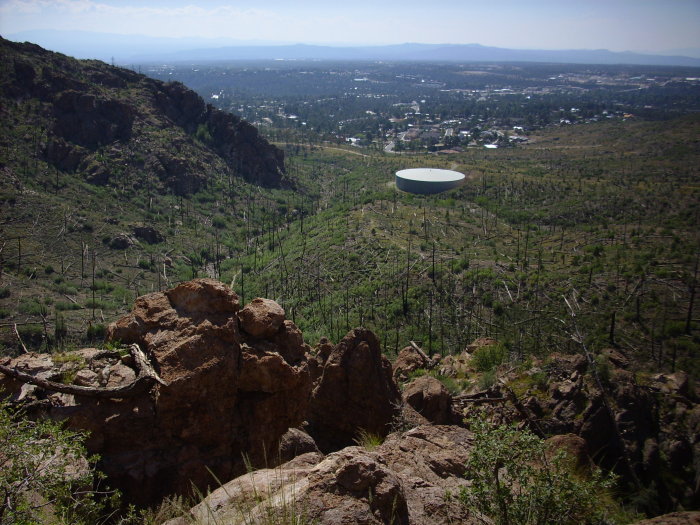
{"left": 6, "top": 30, "right": 700, "bottom": 67}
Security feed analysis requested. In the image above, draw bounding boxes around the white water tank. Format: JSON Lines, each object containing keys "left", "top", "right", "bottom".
{"left": 395, "top": 168, "right": 465, "bottom": 194}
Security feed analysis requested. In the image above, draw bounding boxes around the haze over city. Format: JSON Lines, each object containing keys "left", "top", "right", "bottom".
{"left": 1, "top": 0, "right": 699, "bottom": 57}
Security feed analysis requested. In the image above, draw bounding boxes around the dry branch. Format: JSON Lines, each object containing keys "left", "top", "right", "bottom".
{"left": 13, "top": 323, "right": 28, "bottom": 354}
{"left": 0, "top": 344, "right": 167, "bottom": 399}
{"left": 409, "top": 340, "right": 431, "bottom": 361}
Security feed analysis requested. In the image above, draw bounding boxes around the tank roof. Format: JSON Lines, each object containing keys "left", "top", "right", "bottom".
{"left": 395, "top": 168, "right": 465, "bottom": 183}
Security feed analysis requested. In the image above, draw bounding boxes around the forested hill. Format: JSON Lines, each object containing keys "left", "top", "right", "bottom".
{"left": 0, "top": 36, "right": 288, "bottom": 194}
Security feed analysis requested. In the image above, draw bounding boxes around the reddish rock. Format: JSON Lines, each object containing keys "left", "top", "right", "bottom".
{"left": 631, "top": 512, "right": 700, "bottom": 525}
{"left": 308, "top": 328, "right": 401, "bottom": 452}
{"left": 601, "top": 347, "right": 630, "bottom": 369}
{"left": 393, "top": 345, "right": 429, "bottom": 382}
{"left": 402, "top": 375, "right": 453, "bottom": 425}
{"left": 309, "top": 337, "right": 334, "bottom": 383}
{"left": 466, "top": 337, "right": 499, "bottom": 354}
{"left": 314, "top": 337, "right": 334, "bottom": 364}
{"left": 649, "top": 371, "right": 693, "bottom": 398}
{"left": 174, "top": 425, "right": 476, "bottom": 525}
{"left": 278, "top": 428, "right": 321, "bottom": 463}
{"left": 238, "top": 297, "right": 285, "bottom": 337}
{"left": 3, "top": 279, "right": 311, "bottom": 507}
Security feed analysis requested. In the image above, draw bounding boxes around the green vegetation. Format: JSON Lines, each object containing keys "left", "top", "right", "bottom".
{"left": 472, "top": 342, "right": 508, "bottom": 372}
{"left": 460, "top": 416, "right": 627, "bottom": 525}
{"left": 0, "top": 398, "right": 118, "bottom": 524}
{"left": 353, "top": 428, "right": 384, "bottom": 451}
{"left": 2, "top": 114, "right": 699, "bottom": 386}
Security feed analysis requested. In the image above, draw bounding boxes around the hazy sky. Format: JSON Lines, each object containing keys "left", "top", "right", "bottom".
{"left": 1, "top": 0, "right": 699, "bottom": 53}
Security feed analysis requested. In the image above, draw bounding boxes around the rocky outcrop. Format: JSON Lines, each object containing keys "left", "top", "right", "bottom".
{"left": 477, "top": 353, "right": 700, "bottom": 513}
{"left": 168, "top": 425, "right": 477, "bottom": 525}
{"left": 132, "top": 225, "right": 164, "bottom": 244}
{"left": 52, "top": 89, "right": 134, "bottom": 149}
{"left": 152, "top": 80, "right": 288, "bottom": 188}
{"left": 308, "top": 328, "right": 401, "bottom": 453}
{"left": 278, "top": 428, "right": 321, "bottom": 464}
{"left": 1, "top": 279, "right": 312, "bottom": 506}
{"left": 392, "top": 345, "right": 429, "bottom": 382}
{"left": 402, "top": 375, "right": 453, "bottom": 425}
{"left": 108, "top": 233, "right": 137, "bottom": 249}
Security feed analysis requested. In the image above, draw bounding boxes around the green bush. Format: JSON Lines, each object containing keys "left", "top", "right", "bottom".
{"left": 85, "top": 323, "right": 107, "bottom": 342}
{"left": 18, "top": 324, "right": 43, "bottom": 347}
{"left": 478, "top": 370, "right": 496, "bottom": 390}
{"left": 353, "top": 428, "right": 384, "bottom": 451}
{"left": 460, "top": 416, "right": 617, "bottom": 525}
{"left": 55, "top": 301, "right": 81, "bottom": 311}
{"left": 472, "top": 342, "right": 508, "bottom": 372}
{"left": 0, "top": 398, "right": 119, "bottom": 524}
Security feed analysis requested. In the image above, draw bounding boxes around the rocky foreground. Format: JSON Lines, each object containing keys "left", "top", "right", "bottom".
{"left": 1, "top": 278, "right": 699, "bottom": 524}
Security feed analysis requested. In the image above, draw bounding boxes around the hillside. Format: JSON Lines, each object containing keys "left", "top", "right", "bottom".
{"left": 0, "top": 37, "right": 300, "bottom": 348}
{"left": 0, "top": 36, "right": 288, "bottom": 193}
{"left": 0, "top": 39, "right": 699, "bottom": 520}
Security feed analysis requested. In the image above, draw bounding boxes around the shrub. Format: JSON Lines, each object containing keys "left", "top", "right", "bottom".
{"left": 55, "top": 301, "right": 81, "bottom": 311}
{"left": 0, "top": 398, "right": 119, "bottom": 524}
{"left": 18, "top": 324, "right": 43, "bottom": 347}
{"left": 472, "top": 342, "right": 508, "bottom": 372}
{"left": 354, "top": 428, "right": 384, "bottom": 451}
{"left": 460, "top": 416, "right": 616, "bottom": 525}
{"left": 55, "top": 313, "right": 68, "bottom": 342}
{"left": 478, "top": 370, "right": 496, "bottom": 390}
{"left": 86, "top": 323, "right": 107, "bottom": 342}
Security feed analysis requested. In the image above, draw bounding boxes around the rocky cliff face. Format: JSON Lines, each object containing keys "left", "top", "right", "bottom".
{"left": 308, "top": 328, "right": 401, "bottom": 452}
{"left": 0, "top": 37, "right": 288, "bottom": 195}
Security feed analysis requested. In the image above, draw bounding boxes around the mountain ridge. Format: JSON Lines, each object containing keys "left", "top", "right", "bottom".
{"left": 0, "top": 36, "right": 289, "bottom": 194}
{"left": 7, "top": 30, "right": 700, "bottom": 67}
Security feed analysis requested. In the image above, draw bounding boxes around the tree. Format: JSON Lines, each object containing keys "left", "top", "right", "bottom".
{"left": 460, "top": 416, "right": 616, "bottom": 525}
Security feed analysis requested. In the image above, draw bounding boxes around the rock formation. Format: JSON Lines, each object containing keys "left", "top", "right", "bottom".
{"left": 1, "top": 279, "right": 312, "bottom": 506}
{"left": 402, "top": 375, "right": 453, "bottom": 425}
{"left": 451, "top": 348, "right": 700, "bottom": 513}
{"left": 308, "top": 328, "right": 401, "bottom": 453}
{"left": 392, "top": 345, "right": 429, "bottom": 382}
{"left": 3, "top": 285, "right": 698, "bottom": 519}
{"left": 166, "top": 425, "right": 476, "bottom": 525}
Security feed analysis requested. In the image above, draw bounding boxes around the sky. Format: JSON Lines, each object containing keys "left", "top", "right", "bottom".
{"left": 1, "top": 0, "right": 699, "bottom": 55}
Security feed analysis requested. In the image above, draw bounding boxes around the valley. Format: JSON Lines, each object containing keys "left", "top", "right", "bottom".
{"left": 1, "top": 36, "right": 699, "bottom": 522}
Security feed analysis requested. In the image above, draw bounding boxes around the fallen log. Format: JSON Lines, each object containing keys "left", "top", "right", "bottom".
{"left": 0, "top": 344, "right": 167, "bottom": 399}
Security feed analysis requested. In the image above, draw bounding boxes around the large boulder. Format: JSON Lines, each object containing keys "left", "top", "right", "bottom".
{"left": 3, "top": 279, "right": 312, "bottom": 506}
{"left": 169, "top": 425, "right": 477, "bottom": 525}
{"left": 393, "top": 345, "right": 429, "bottom": 382}
{"left": 132, "top": 225, "right": 165, "bottom": 244}
{"left": 278, "top": 428, "right": 321, "bottom": 464}
{"left": 238, "top": 297, "right": 285, "bottom": 337}
{"left": 402, "top": 375, "right": 453, "bottom": 425}
{"left": 308, "top": 328, "right": 401, "bottom": 452}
